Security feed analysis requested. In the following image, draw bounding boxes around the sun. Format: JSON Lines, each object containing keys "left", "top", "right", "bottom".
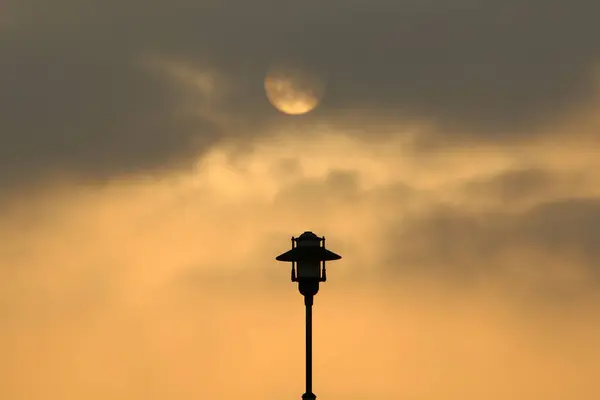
{"left": 264, "top": 63, "right": 325, "bottom": 115}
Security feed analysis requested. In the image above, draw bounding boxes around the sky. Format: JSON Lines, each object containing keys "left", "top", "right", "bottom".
{"left": 2, "top": 0, "right": 600, "bottom": 399}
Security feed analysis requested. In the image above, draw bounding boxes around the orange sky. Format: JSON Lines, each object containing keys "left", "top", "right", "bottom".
{"left": 2, "top": 1, "right": 600, "bottom": 399}
{"left": 2, "top": 102, "right": 600, "bottom": 398}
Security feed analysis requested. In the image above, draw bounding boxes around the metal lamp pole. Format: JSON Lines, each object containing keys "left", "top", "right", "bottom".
{"left": 276, "top": 231, "right": 342, "bottom": 400}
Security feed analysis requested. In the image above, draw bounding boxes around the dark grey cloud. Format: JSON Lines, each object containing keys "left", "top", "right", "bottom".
{"left": 159, "top": 0, "right": 600, "bottom": 132}
{"left": 384, "top": 197, "right": 600, "bottom": 286}
{"left": 465, "top": 168, "right": 556, "bottom": 202}
{"left": 2, "top": 0, "right": 599, "bottom": 188}
{"left": 1, "top": 27, "right": 221, "bottom": 189}
{"left": 461, "top": 168, "right": 591, "bottom": 206}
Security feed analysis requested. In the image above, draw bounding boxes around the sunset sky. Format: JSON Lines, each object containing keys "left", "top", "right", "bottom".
{"left": 2, "top": 1, "right": 600, "bottom": 399}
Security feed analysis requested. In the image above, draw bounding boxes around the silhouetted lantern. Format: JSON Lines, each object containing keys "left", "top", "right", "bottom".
{"left": 276, "top": 231, "right": 341, "bottom": 297}
{"left": 275, "top": 231, "right": 341, "bottom": 400}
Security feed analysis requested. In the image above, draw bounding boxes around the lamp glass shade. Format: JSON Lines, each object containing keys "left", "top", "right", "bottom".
{"left": 297, "top": 260, "right": 321, "bottom": 278}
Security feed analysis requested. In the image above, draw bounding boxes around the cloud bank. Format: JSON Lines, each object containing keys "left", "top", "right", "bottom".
{"left": 2, "top": 0, "right": 599, "bottom": 186}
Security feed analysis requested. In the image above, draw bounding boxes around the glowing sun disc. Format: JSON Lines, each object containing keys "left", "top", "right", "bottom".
{"left": 264, "top": 64, "right": 325, "bottom": 115}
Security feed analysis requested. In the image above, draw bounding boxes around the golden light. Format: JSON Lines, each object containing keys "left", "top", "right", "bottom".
{"left": 264, "top": 63, "right": 325, "bottom": 115}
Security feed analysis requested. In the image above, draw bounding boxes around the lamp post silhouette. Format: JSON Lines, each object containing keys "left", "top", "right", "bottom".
{"left": 276, "top": 231, "right": 342, "bottom": 400}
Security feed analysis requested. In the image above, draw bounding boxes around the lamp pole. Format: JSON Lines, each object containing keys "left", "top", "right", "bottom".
{"left": 304, "top": 289, "right": 314, "bottom": 400}
{"left": 276, "top": 231, "right": 342, "bottom": 400}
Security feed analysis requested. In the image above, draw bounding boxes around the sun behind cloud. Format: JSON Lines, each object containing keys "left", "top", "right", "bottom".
{"left": 264, "top": 63, "right": 325, "bottom": 115}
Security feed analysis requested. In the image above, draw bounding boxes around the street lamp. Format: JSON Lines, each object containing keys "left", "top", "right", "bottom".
{"left": 276, "top": 231, "right": 342, "bottom": 400}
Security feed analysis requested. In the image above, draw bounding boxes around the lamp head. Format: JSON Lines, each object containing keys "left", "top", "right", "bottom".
{"left": 275, "top": 231, "right": 341, "bottom": 262}
{"left": 276, "top": 231, "right": 341, "bottom": 296}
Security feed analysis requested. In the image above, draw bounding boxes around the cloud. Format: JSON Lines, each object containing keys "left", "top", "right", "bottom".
{"left": 2, "top": 0, "right": 600, "bottom": 189}
{"left": 384, "top": 196, "right": 600, "bottom": 299}
{"left": 0, "top": 44, "right": 222, "bottom": 188}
